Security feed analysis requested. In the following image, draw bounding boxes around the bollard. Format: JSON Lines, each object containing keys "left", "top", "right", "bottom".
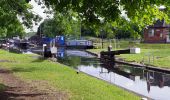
{"left": 50, "top": 46, "right": 57, "bottom": 58}
{"left": 7, "top": 43, "right": 10, "bottom": 52}
{"left": 43, "top": 44, "right": 47, "bottom": 57}
{"left": 108, "top": 45, "right": 112, "bottom": 52}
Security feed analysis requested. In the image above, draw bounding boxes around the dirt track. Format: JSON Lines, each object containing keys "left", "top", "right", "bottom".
{"left": 0, "top": 68, "right": 68, "bottom": 100}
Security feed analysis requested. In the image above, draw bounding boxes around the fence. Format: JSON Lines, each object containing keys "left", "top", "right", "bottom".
{"left": 142, "top": 53, "right": 155, "bottom": 64}
{"left": 92, "top": 38, "right": 142, "bottom": 50}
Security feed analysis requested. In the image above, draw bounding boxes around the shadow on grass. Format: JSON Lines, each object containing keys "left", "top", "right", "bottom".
{"left": 10, "top": 66, "right": 43, "bottom": 73}
{"left": 8, "top": 48, "right": 22, "bottom": 54}
{"left": 0, "top": 67, "right": 39, "bottom": 73}
{"left": 0, "top": 69, "right": 11, "bottom": 74}
{"left": 10, "top": 57, "right": 50, "bottom": 73}
{"left": 0, "top": 83, "right": 6, "bottom": 92}
{"left": 0, "top": 84, "right": 46, "bottom": 100}
{"left": 31, "top": 56, "right": 48, "bottom": 63}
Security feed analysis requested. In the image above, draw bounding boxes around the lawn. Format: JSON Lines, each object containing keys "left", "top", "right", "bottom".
{"left": 0, "top": 50, "right": 140, "bottom": 100}
{"left": 89, "top": 40, "right": 170, "bottom": 68}
{"left": 117, "top": 49, "right": 170, "bottom": 68}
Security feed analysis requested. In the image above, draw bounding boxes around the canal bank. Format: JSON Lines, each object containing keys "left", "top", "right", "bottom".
{"left": 87, "top": 49, "right": 170, "bottom": 74}
{"left": 54, "top": 49, "right": 170, "bottom": 100}
{"left": 5, "top": 45, "right": 169, "bottom": 99}
{"left": 78, "top": 67, "right": 152, "bottom": 100}
{"left": 115, "top": 60, "right": 170, "bottom": 74}
{"left": 83, "top": 49, "right": 170, "bottom": 100}
{"left": 29, "top": 47, "right": 150, "bottom": 99}
{"left": 0, "top": 49, "right": 140, "bottom": 100}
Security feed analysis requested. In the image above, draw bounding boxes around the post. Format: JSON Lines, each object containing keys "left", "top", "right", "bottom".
{"left": 40, "top": 24, "right": 41, "bottom": 37}
{"left": 43, "top": 44, "right": 47, "bottom": 58}
{"left": 100, "top": 29, "right": 104, "bottom": 49}
{"left": 102, "top": 34, "right": 104, "bottom": 49}
{"left": 114, "top": 38, "right": 116, "bottom": 50}
{"left": 7, "top": 42, "right": 10, "bottom": 52}
{"left": 50, "top": 39, "right": 57, "bottom": 58}
{"left": 108, "top": 45, "right": 112, "bottom": 52}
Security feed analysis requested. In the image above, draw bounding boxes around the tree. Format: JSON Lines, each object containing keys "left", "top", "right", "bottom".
{"left": 0, "top": 0, "right": 41, "bottom": 38}
{"left": 37, "top": 11, "right": 81, "bottom": 38}
{"left": 42, "top": 0, "right": 170, "bottom": 29}
{"left": 1, "top": 0, "right": 170, "bottom": 38}
{"left": 6, "top": 21, "right": 26, "bottom": 38}
{"left": 41, "top": 0, "right": 170, "bottom": 39}
{"left": 81, "top": 26, "right": 96, "bottom": 37}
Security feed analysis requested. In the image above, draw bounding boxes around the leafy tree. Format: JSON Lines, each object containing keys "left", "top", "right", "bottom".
{"left": 0, "top": 0, "right": 41, "bottom": 38}
{"left": 1, "top": 0, "right": 170, "bottom": 38}
{"left": 81, "top": 26, "right": 96, "bottom": 37}
{"left": 115, "top": 30, "right": 131, "bottom": 39}
{"left": 42, "top": 0, "right": 170, "bottom": 29}
{"left": 37, "top": 11, "right": 81, "bottom": 38}
{"left": 6, "top": 21, "right": 26, "bottom": 38}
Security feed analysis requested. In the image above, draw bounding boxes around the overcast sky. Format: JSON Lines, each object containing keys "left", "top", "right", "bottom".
{"left": 25, "top": 0, "right": 53, "bottom": 32}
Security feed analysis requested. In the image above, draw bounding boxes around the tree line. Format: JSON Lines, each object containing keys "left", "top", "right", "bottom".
{"left": 0, "top": 0, "right": 170, "bottom": 39}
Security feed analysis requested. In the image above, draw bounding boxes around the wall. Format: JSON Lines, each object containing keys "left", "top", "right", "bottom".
{"left": 144, "top": 27, "right": 168, "bottom": 43}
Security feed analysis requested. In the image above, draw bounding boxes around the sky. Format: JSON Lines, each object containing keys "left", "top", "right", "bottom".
{"left": 25, "top": 0, "right": 53, "bottom": 32}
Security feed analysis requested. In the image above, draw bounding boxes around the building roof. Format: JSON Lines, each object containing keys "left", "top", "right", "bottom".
{"left": 148, "top": 20, "right": 170, "bottom": 28}
{"left": 154, "top": 20, "right": 165, "bottom": 27}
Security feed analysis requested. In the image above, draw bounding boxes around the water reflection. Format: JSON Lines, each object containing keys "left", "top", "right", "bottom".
{"left": 57, "top": 57, "right": 98, "bottom": 69}
{"left": 145, "top": 71, "right": 170, "bottom": 92}
{"left": 56, "top": 47, "right": 65, "bottom": 58}
{"left": 56, "top": 48, "right": 170, "bottom": 100}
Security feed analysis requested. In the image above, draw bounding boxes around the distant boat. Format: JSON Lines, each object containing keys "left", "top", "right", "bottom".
{"left": 66, "top": 40, "right": 93, "bottom": 49}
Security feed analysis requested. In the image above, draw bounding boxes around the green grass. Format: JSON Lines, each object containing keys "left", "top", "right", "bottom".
{"left": 118, "top": 49, "right": 170, "bottom": 68}
{"left": 0, "top": 50, "right": 140, "bottom": 100}
{"left": 89, "top": 40, "right": 170, "bottom": 68}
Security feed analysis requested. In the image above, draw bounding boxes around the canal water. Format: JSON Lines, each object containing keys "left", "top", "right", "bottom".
{"left": 56, "top": 49, "right": 170, "bottom": 100}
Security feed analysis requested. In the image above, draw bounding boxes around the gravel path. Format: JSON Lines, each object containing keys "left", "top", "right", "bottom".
{"left": 0, "top": 68, "right": 68, "bottom": 100}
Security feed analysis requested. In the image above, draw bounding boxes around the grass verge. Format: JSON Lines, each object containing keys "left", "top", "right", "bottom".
{"left": 89, "top": 41, "right": 170, "bottom": 68}
{"left": 0, "top": 50, "right": 140, "bottom": 100}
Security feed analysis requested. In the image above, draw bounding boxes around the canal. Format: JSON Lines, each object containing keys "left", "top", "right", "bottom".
{"left": 56, "top": 48, "right": 170, "bottom": 100}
